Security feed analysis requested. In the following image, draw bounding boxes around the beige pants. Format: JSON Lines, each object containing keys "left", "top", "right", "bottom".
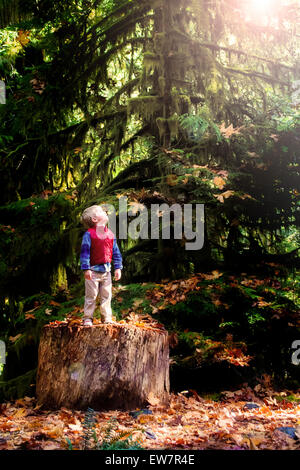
{"left": 83, "top": 271, "right": 112, "bottom": 322}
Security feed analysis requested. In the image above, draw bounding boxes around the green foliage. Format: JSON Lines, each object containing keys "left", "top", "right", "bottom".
{"left": 81, "top": 407, "right": 97, "bottom": 450}
{"left": 150, "top": 271, "right": 300, "bottom": 386}
{"left": 0, "top": 194, "right": 74, "bottom": 299}
{"left": 67, "top": 412, "right": 143, "bottom": 450}
{"left": 273, "top": 394, "right": 300, "bottom": 404}
{"left": 100, "top": 417, "right": 143, "bottom": 450}
{"left": 0, "top": 368, "right": 36, "bottom": 401}
{"left": 200, "top": 392, "right": 222, "bottom": 402}
{"left": 111, "top": 282, "right": 157, "bottom": 319}
{"left": 179, "top": 111, "right": 222, "bottom": 143}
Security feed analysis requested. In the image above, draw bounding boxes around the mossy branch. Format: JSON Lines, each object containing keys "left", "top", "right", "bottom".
{"left": 222, "top": 66, "right": 290, "bottom": 86}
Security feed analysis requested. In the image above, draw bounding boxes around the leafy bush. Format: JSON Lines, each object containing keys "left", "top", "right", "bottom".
{"left": 149, "top": 271, "right": 300, "bottom": 388}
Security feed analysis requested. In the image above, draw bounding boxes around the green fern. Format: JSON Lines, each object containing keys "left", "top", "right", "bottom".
{"left": 100, "top": 418, "right": 143, "bottom": 450}
{"left": 81, "top": 407, "right": 97, "bottom": 450}
{"left": 75, "top": 413, "right": 143, "bottom": 451}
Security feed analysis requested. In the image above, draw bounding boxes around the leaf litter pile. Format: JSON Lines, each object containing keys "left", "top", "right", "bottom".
{"left": 0, "top": 385, "right": 300, "bottom": 450}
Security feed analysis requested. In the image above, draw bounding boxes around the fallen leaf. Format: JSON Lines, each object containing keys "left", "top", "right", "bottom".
{"left": 17, "top": 30, "right": 30, "bottom": 46}
{"left": 213, "top": 176, "right": 226, "bottom": 189}
{"left": 213, "top": 190, "right": 235, "bottom": 203}
{"left": 147, "top": 392, "right": 160, "bottom": 406}
{"left": 249, "top": 437, "right": 259, "bottom": 450}
{"left": 49, "top": 300, "right": 61, "bottom": 307}
{"left": 25, "top": 313, "right": 36, "bottom": 320}
{"left": 219, "top": 122, "right": 243, "bottom": 138}
{"left": 166, "top": 174, "right": 178, "bottom": 186}
{"left": 12, "top": 408, "right": 28, "bottom": 418}
{"left": 41, "top": 442, "right": 62, "bottom": 450}
{"left": 9, "top": 334, "right": 22, "bottom": 343}
{"left": 68, "top": 423, "right": 82, "bottom": 432}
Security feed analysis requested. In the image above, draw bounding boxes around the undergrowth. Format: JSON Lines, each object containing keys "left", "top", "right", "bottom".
{"left": 66, "top": 408, "right": 144, "bottom": 450}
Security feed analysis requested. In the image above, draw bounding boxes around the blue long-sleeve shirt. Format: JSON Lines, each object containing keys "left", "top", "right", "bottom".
{"left": 80, "top": 231, "right": 123, "bottom": 272}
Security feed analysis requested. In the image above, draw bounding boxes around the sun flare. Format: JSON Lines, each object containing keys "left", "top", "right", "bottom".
{"left": 245, "top": 0, "right": 281, "bottom": 25}
{"left": 249, "top": 0, "right": 273, "bottom": 13}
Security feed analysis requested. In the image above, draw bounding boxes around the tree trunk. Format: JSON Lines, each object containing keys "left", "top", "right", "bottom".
{"left": 36, "top": 323, "right": 170, "bottom": 411}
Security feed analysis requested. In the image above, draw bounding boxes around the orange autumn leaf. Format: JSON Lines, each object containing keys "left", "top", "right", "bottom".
{"left": 202, "top": 270, "right": 223, "bottom": 280}
{"left": 118, "top": 432, "right": 133, "bottom": 440}
{"left": 175, "top": 438, "right": 185, "bottom": 445}
{"left": 30, "top": 78, "right": 46, "bottom": 94}
{"left": 40, "top": 190, "right": 52, "bottom": 199}
{"left": 67, "top": 318, "right": 82, "bottom": 327}
{"left": 239, "top": 193, "right": 254, "bottom": 200}
{"left": 9, "top": 334, "right": 22, "bottom": 343}
{"left": 17, "top": 30, "right": 30, "bottom": 46}
{"left": 12, "top": 408, "right": 28, "bottom": 418}
{"left": 147, "top": 392, "right": 160, "bottom": 406}
{"left": 49, "top": 300, "right": 61, "bottom": 307}
{"left": 138, "top": 414, "right": 153, "bottom": 424}
{"left": 166, "top": 174, "right": 178, "bottom": 186}
{"left": 219, "top": 122, "right": 243, "bottom": 138}
{"left": 219, "top": 190, "right": 234, "bottom": 199}
{"left": 213, "top": 190, "right": 235, "bottom": 203}
{"left": 44, "top": 425, "right": 65, "bottom": 439}
{"left": 256, "top": 300, "right": 272, "bottom": 308}
{"left": 25, "top": 313, "right": 36, "bottom": 320}
{"left": 24, "top": 305, "right": 40, "bottom": 314}
{"left": 213, "top": 176, "right": 226, "bottom": 189}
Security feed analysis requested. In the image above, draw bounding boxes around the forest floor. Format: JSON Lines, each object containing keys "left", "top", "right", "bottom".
{"left": 0, "top": 384, "right": 299, "bottom": 450}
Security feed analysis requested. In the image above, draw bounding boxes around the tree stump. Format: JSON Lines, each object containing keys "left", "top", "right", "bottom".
{"left": 36, "top": 323, "right": 170, "bottom": 410}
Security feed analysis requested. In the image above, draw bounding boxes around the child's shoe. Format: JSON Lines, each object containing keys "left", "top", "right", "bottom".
{"left": 83, "top": 318, "right": 93, "bottom": 327}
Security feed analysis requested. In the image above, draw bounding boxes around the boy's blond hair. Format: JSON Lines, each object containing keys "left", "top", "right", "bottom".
{"left": 81, "top": 205, "right": 104, "bottom": 228}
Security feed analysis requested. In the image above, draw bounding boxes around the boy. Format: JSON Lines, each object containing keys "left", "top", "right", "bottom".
{"left": 80, "top": 205, "right": 123, "bottom": 326}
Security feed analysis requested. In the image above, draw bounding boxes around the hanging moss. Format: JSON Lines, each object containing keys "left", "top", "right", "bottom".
{"left": 128, "top": 96, "right": 162, "bottom": 121}
{"left": 178, "top": 94, "right": 191, "bottom": 114}
{"left": 167, "top": 114, "right": 179, "bottom": 140}
{"left": 171, "top": 88, "right": 181, "bottom": 114}
{"left": 143, "top": 52, "right": 162, "bottom": 74}
{"left": 50, "top": 263, "right": 68, "bottom": 294}
{"left": 198, "top": 47, "right": 215, "bottom": 73}
{"left": 158, "top": 75, "right": 166, "bottom": 96}
{"left": 153, "top": 32, "right": 167, "bottom": 54}
{"left": 207, "top": 76, "right": 219, "bottom": 95}
{"left": 156, "top": 117, "right": 168, "bottom": 141}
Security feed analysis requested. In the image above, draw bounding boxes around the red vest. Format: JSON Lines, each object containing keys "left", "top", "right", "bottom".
{"left": 88, "top": 226, "right": 114, "bottom": 266}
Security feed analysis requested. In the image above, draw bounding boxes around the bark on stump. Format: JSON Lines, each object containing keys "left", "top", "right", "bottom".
{"left": 36, "top": 323, "right": 170, "bottom": 410}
